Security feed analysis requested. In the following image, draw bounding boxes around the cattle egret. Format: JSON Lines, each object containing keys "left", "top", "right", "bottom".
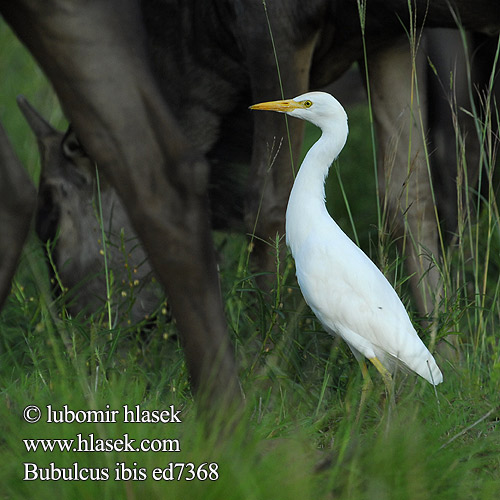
{"left": 250, "top": 91, "right": 443, "bottom": 390}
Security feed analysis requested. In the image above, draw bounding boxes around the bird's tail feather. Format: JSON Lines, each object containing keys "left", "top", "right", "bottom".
{"left": 376, "top": 346, "right": 443, "bottom": 385}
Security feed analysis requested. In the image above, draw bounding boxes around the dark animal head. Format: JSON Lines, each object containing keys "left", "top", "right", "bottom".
{"left": 17, "top": 96, "right": 162, "bottom": 323}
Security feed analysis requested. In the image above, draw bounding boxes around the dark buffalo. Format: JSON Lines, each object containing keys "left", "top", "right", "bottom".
{"left": 1, "top": 0, "right": 499, "bottom": 412}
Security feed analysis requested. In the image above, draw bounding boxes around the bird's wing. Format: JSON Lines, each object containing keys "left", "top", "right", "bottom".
{"left": 294, "top": 231, "right": 431, "bottom": 366}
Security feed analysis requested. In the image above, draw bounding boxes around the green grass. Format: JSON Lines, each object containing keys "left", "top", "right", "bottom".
{"left": 1, "top": 16, "right": 500, "bottom": 500}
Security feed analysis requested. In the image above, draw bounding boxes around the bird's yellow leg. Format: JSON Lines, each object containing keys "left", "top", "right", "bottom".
{"left": 359, "top": 360, "right": 373, "bottom": 390}
{"left": 356, "top": 360, "right": 373, "bottom": 422}
{"left": 368, "top": 357, "right": 395, "bottom": 408}
{"left": 368, "top": 357, "right": 391, "bottom": 383}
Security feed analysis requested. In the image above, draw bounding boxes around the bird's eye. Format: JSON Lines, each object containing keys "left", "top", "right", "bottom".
{"left": 302, "top": 100, "right": 313, "bottom": 108}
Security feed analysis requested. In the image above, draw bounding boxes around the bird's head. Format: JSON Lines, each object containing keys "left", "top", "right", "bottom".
{"left": 250, "top": 91, "right": 347, "bottom": 132}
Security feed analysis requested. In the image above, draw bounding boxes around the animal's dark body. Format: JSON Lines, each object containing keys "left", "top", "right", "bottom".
{"left": 0, "top": 0, "right": 498, "bottom": 411}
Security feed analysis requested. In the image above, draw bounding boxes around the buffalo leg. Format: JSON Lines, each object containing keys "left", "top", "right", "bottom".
{"left": 240, "top": 3, "right": 318, "bottom": 281}
{"left": 0, "top": 121, "right": 36, "bottom": 309}
{"left": 368, "top": 39, "right": 442, "bottom": 318}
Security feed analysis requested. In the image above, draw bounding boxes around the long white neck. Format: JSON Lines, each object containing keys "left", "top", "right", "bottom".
{"left": 286, "top": 119, "right": 348, "bottom": 255}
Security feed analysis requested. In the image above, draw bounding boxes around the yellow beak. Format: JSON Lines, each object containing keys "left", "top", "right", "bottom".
{"left": 249, "top": 99, "right": 302, "bottom": 112}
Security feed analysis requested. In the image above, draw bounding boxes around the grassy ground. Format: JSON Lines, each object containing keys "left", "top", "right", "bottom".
{"left": 1, "top": 18, "right": 500, "bottom": 500}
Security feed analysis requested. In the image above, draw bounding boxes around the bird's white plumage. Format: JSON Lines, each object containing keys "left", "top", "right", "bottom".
{"left": 251, "top": 91, "right": 443, "bottom": 385}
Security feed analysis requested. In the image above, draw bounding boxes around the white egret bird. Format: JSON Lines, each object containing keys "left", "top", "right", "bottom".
{"left": 250, "top": 91, "right": 443, "bottom": 388}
